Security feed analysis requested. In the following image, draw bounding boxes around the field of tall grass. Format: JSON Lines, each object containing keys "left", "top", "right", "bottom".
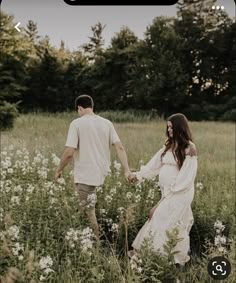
{"left": 0, "top": 113, "right": 235, "bottom": 282}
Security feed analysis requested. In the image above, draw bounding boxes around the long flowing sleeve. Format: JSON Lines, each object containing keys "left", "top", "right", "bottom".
{"left": 170, "top": 144, "right": 198, "bottom": 193}
{"left": 136, "top": 147, "right": 165, "bottom": 181}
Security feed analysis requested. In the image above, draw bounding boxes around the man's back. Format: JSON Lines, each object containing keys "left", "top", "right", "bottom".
{"left": 65, "top": 114, "right": 120, "bottom": 186}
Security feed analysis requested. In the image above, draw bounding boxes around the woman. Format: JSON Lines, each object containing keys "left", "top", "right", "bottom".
{"left": 129, "top": 113, "right": 198, "bottom": 265}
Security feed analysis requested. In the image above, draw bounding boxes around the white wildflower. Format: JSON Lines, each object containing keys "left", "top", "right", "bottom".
{"left": 96, "top": 186, "right": 103, "bottom": 193}
{"left": 105, "top": 195, "right": 112, "bottom": 204}
{"left": 218, "top": 246, "right": 227, "bottom": 253}
{"left": 40, "top": 275, "right": 46, "bottom": 281}
{"left": 214, "top": 220, "right": 225, "bottom": 232}
{"left": 11, "top": 196, "right": 20, "bottom": 205}
{"left": 7, "top": 168, "right": 13, "bottom": 174}
{"left": 7, "top": 225, "right": 20, "bottom": 240}
{"left": 116, "top": 181, "right": 122, "bottom": 187}
{"left": 110, "top": 188, "right": 116, "bottom": 195}
{"left": 39, "top": 255, "right": 53, "bottom": 270}
{"left": 126, "top": 192, "right": 133, "bottom": 200}
{"left": 137, "top": 267, "right": 142, "bottom": 273}
{"left": 57, "top": 177, "right": 65, "bottom": 185}
{"left": 12, "top": 242, "right": 24, "bottom": 256}
{"left": 51, "top": 153, "right": 60, "bottom": 166}
{"left": 99, "top": 209, "right": 107, "bottom": 216}
{"left": 135, "top": 194, "right": 141, "bottom": 202}
{"left": 113, "top": 160, "right": 121, "bottom": 171}
{"left": 86, "top": 193, "right": 97, "bottom": 208}
{"left": 196, "top": 182, "right": 203, "bottom": 190}
{"left": 18, "top": 255, "right": 24, "bottom": 261}
{"left": 111, "top": 223, "right": 119, "bottom": 232}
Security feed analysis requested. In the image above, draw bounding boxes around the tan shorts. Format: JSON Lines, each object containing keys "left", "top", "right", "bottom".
{"left": 75, "top": 183, "right": 97, "bottom": 210}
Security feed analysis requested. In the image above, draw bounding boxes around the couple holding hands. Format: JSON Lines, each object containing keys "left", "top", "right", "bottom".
{"left": 55, "top": 95, "right": 198, "bottom": 266}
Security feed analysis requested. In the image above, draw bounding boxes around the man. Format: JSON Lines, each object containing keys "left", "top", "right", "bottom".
{"left": 55, "top": 94, "right": 132, "bottom": 240}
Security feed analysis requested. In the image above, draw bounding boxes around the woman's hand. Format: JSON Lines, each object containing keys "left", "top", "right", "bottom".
{"left": 128, "top": 173, "right": 138, "bottom": 184}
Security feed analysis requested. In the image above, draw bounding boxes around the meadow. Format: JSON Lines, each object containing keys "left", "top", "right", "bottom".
{"left": 0, "top": 113, "right": 235, "bottom": 283}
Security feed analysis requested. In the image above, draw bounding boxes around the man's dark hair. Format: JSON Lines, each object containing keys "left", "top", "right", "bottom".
{"left": 75, "top": 95, "right": 94, "bottom": 111}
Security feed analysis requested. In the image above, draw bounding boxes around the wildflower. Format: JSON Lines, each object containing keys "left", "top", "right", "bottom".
{"left": 7, "top": 168, "right": 14, "bottom": 174}
{"left": 39, "top": 256, "right": 54, "bottom": 277}
{"left": 40, "top": 275, "right": 46, "bottom": 281}
{"left": 12, "top": 242, "right": 24, "bottom": 256}
{"left": 97, "top": 186, "right": 103, "bottom": 193}
{"left": 215, "top": 235, "right": 226, "bottom": 246}
{"left": 218, "top": 246, "right": 227, "bottom": 253}
{"left": 113, "top": 160, "right": 121, "bottom": 171}
{"left": 135, "top": 194, "right": 141, "bottom": 202}
{"left": 110, "top": 223, "right": 119, "bottom": 232}
{"left": 79, "top": 227, "right": 95, "bottom": 253}
{"left": 116, "top": 181, "right": 122, "bottom": 187}
{"left": 196, "top": 181, "right": 203, "bottom": 190}
{"left": 105, "top": 195, "right": 112, "bottom": 204}
{"left": 214, "top": 220, "right": 225, "bottom": 232}
{"left": 117, "top": 207, "right": 125, "bottom": 214}
{"left": 51, "top": 154, "right": 60, "bottom": 166}
{"left": 0, "top": 208, "right": 4, "bottom": 222}
{"left": 99, "top": 209, "right": 107, "bottom": 216}
{"left": 18, "top": 255, "right": 24, "bottom": 261}
{"left": 110, "top": 188, "right": 116, "bottom": 195}
{"left": 7, "top": 225, "right": 19, "bottom": 240}
{"left": 14, "top": 185, "right": 23, "bottom": 193}
{"left": 57, "top": 177, "right": 65, "bottom": 185}
{"left": 86, "top": 193, "right": 97, "bottom": 208}
{"left": 137, "top": 267, "right": 142, "bottom": 273}
{"left": 126, "top": 192, "right": 133, "bottom": 200}
{"left": 65, "top": 228, "right": 80, "bottom": 248}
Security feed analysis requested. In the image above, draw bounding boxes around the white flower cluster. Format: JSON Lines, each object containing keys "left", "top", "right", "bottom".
{"left": 65, "top": 227, "right": 95, "bottom": 254}
{"left": 196, "top": 181, "right": 204, "bottom": 190}
{"left": 0, "top": 224, "right": 25, "bottom": 261}
{"left": 126, "top": 192, "right": 133, "bottom": 200}
{"left": 11, "top": 196, "right": 20, "bottom": 205}
{"left": 146, "top": 188, "right": 155, "bottom": 204}
{"left": 214, "top": 220, "right": 227, "bottom": 253}
{"left": 51, "top": 153, "right": 60, "bottom": 166}
{"left": 86, "top": 193, "right": 97, "bottom": 209}
{"left": 7, "top": 225, "right": 20, "bottom": 241}
{"left": 129, "top": 253, "right": 142, "bottom": 274}
{"left": 79, "top": 227, "right": 94, "bottom": 253}
{"left": 39, "top": 255, "right": 54, "bottom": 281}
{"left": 32, "top": 151, "right": 49, "bottom": 179}
{"left": 65, "top": 228, "right": 80, "bottom": 248}
{"left": 0, "top": 208, "right": 4, "bottom": 222}
{"left": 105, "top": 195, "right": 113, "bottom": 204}
{"left": 113, "top": 160, "right": 121, "bottom": 176}
{"left": 12, "top": 242, "right": 24, "bottom": 260}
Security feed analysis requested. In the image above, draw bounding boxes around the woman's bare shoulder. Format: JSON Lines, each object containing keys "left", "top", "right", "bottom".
{"left": 185, "top": 141, "right": 197, "bottom": 156}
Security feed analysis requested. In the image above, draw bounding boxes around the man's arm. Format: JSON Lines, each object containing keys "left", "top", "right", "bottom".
{"left": 54, "top": 147, "right": 75, "bottom": 181}
{"left": 113, "top": 141, "right": 131, "bottom": 180}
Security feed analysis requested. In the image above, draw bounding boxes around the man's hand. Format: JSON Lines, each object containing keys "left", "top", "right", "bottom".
{"left": 54, "top": 170, "right": 62, "bottom": 182}
{"left": 124, "top": 170, "right": 132, "bottom": 181}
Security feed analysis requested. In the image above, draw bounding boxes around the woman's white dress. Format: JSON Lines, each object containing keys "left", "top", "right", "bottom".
{"left": 132, "top": 144, "right": 198, "bottom": 265}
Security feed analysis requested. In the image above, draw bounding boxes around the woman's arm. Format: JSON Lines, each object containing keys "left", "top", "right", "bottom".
{"left": 135, "top": 146, "right": 165, "bottom": 181}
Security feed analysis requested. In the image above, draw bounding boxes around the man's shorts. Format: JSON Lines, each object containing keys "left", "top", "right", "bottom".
{"left": 74, "top": 183, "right": 97, "bottom": 210}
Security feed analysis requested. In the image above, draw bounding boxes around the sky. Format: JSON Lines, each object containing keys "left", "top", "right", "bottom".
{"left": 1, "top": 0, "right": 235, "bottom": 51}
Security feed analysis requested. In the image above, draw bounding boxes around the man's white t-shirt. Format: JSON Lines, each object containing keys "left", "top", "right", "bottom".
{"left": 65, "top": 114, "right": 120, "bottom": 186}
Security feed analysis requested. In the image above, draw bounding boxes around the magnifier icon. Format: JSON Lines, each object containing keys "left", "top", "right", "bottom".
{"left": 216, "top": 265, "right": 223, "bottom": 272}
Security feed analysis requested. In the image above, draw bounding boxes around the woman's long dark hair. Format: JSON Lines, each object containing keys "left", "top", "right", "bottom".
{"left": 161, "top": 113, "right": 193, "bottom": 169}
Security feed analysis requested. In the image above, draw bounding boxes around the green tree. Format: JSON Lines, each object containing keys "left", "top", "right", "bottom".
{"left": 85, "top": 27, "right": 139, "bottom": 110}
{"left": 82, "top": 22, "right": 106, "bottom": 62}
{"left": 130, "top": 17, "right": 187, "bottom": 116}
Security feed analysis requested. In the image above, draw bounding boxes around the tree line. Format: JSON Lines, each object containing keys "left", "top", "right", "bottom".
{"left": 0, "top": 0, "right": 235, "bottom": 127}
